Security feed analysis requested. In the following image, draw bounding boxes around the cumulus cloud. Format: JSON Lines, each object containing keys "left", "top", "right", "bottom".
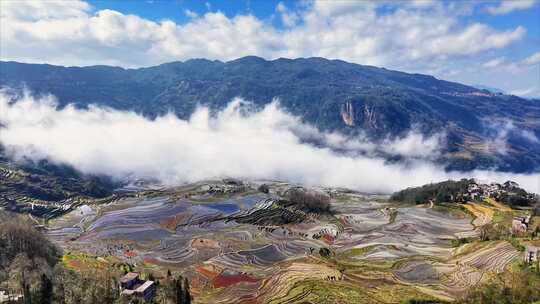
{"left": 0, "top": 0, "right": 527, "bottom": 69}
{"left": 486, "top": 0, "right": 536, "bottom": 15}
{"left": 1, "top": 91, "right": 539, "bottom": 194}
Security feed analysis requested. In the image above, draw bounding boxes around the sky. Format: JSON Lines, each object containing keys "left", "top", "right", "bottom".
{"left": 0, "top": 0, "right": 539, "bottom": 97}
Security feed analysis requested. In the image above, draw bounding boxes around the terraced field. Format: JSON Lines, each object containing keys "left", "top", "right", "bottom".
{"left": 43, "top": 180, "right": 523, "bottom": 303}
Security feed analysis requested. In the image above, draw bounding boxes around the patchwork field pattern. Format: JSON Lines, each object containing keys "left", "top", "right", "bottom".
{"left": 45, "top": 180, "right": 520, "bottom": 303}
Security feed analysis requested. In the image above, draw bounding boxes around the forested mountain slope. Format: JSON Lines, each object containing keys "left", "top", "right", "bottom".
{"left": 1, "top": 57, "right": 539, "bottom": 172}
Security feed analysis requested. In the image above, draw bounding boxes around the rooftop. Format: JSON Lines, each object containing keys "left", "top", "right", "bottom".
{"left": 526, "top": 246, "right": 539, "bottom": 252}
{"left": 136, "top": 280, "right": 155, "bottom": 292}
{"left": 121, "top": 289, "right": 135, "bottom": 296}
{"left": 120, "top": 272, "right": 139, "bottom": 283}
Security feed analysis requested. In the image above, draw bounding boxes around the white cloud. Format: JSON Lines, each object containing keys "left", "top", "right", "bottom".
{"left": 0, "top": 0, "right": 90, "bottom": 21}
{"left": 1, "top": 91, "right": 539, "bottom": 194}
{"left": 426, "top": 24, "right": 525, "bottom": 57}
{"left": 0, "top": 0, "right": 527, "bottom": 69}
{"left": 483, "top": 51, "right": 540, "bottom": 71}
{"left": 453, "top": 50, "right": 540, "bottom": 98}
{"left": 521, "top": 51, "right": 540, "bottom": 65}
{"left": 184, "top": 9, "right": 198, "bottom": 19}
{"left": 484, "top": 120, "right": 540, "bottom": 155}
{"left": 382, "top": 131, "right": 445, "bottom": 159}
{"left": 409, "top": 0, "right": 437, "bottom": 8}
{"left": 509, "top": 86, "right": 540, "bottom": 98}
{"left": 483, "top": 57, "right": 507, "bottom": 68}
{"left": 276, "top": 2, "right": 299, "bottom": 27}
{"left": 486, "top": 0, "right": 536, "bottom": 15}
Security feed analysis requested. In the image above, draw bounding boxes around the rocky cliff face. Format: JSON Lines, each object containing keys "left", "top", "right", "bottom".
{"left": 340, "top": 101, "right": 355, "bottom": 126}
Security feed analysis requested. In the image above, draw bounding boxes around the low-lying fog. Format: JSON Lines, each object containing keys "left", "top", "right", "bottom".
{"left": 1, "top": 90, "right": 539, "bottom": 194}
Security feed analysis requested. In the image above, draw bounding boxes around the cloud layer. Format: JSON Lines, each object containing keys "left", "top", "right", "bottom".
{"left": 1, "top": 91, "right": 539, "bottom": 194}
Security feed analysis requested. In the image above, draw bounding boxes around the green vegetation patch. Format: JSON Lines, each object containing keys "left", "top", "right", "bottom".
{"left": 338, "top": 246, "right": 377, "bottom": 260}
{"left": 391, "top": 179, "right": 473, "bottom": 205}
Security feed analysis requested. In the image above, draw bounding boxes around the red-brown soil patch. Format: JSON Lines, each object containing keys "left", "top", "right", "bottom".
{"left": 143, "top": 257, "right": 159, "bottom": 265}
{"left": 124, "top": 250, "right": 138, "bottom": 258}
{"left": 212, "top": 272, "right": 260, "bottom": 288}
{"left": 196, "top": 265, "right": 220, "bottom": 279}
{"left": 322, "top": 234, "right": 335, "bottom": 245}
{"left": 160, "top": 213, "right": 191, "bottom": 230}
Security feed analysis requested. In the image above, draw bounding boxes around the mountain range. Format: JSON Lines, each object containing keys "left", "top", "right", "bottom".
{"left": 1, "top": 56, "right": 539, "bottom": 173}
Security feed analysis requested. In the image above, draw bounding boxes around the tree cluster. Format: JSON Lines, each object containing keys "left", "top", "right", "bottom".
{"left": 284, "top": 188, "right": 332, "bottom": 214}
{"left": 390, "top": 179, "right": 473, "bottom": 204}
{"left": 155, "top": 272, "right": 191, "bottom": 304}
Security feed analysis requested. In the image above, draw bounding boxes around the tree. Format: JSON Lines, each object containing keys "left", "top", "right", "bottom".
{"left": 8, "top": 254, "right": 33, "bottom": 304}
{"left": 175, "top": 276, "right": 183, "bottom": 304}
{"left": 258, "top": 184, "right": 270, "bottom": 193}
{"left": 39, "top": 273, "right": 53, "bottom": 304}
{"left": 182, "top": 277, "right": 191, "bottom": 304}
{"left": 52, "top": 266, "right": 66, "bottom": 304}
{"left": 319, "top": 247, "right": 331, "bottom": 259}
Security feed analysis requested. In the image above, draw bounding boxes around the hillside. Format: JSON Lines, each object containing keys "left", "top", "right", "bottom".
{"left": 1, "top": 57, "right": 539, "bottom": 172}
{"left": 391, "top": 179, "right": 539, "bottom": 207}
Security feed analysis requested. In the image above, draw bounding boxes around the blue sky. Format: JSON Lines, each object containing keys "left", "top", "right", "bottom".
{"left": 87, "top": 0, "right": 296, "bottom": 25}
{"left": 1, "top": 0, "right": 539, "bottom": 97}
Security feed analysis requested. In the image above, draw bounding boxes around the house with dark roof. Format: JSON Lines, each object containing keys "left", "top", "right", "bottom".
{"left": 119, "top": 272, "right": 156, "bottom": 302}
{"left": 524, "top": 246, "right": 539, "bottom": 264}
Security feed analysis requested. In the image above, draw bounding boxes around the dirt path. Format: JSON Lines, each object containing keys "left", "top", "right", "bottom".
{"left": 463, "top": 203, "right": 494, "bottom": 227}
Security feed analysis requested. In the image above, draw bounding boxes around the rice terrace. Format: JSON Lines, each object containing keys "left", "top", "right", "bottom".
{"left": 5, "top": 175, "right": 535, "bottom": 303}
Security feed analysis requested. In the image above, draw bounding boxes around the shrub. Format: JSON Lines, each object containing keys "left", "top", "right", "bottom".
{"left": 451, "top": 237, "right": 472, "bottom": 247}
{"left": 258, "top": 184, "right": 270, "bottom": 194}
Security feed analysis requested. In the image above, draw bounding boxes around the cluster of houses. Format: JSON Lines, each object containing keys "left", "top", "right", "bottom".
{"left": 442, "top": 91, "right": 500, "bottom": 98}
{"left": 119, "top": 272, "right": 156, "bottom": 302}
{"left": 0, "top": 290, "right": 23, "bottom": 303}
{"left": 466, "top": 180, "right": 519, "bottom": 201}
